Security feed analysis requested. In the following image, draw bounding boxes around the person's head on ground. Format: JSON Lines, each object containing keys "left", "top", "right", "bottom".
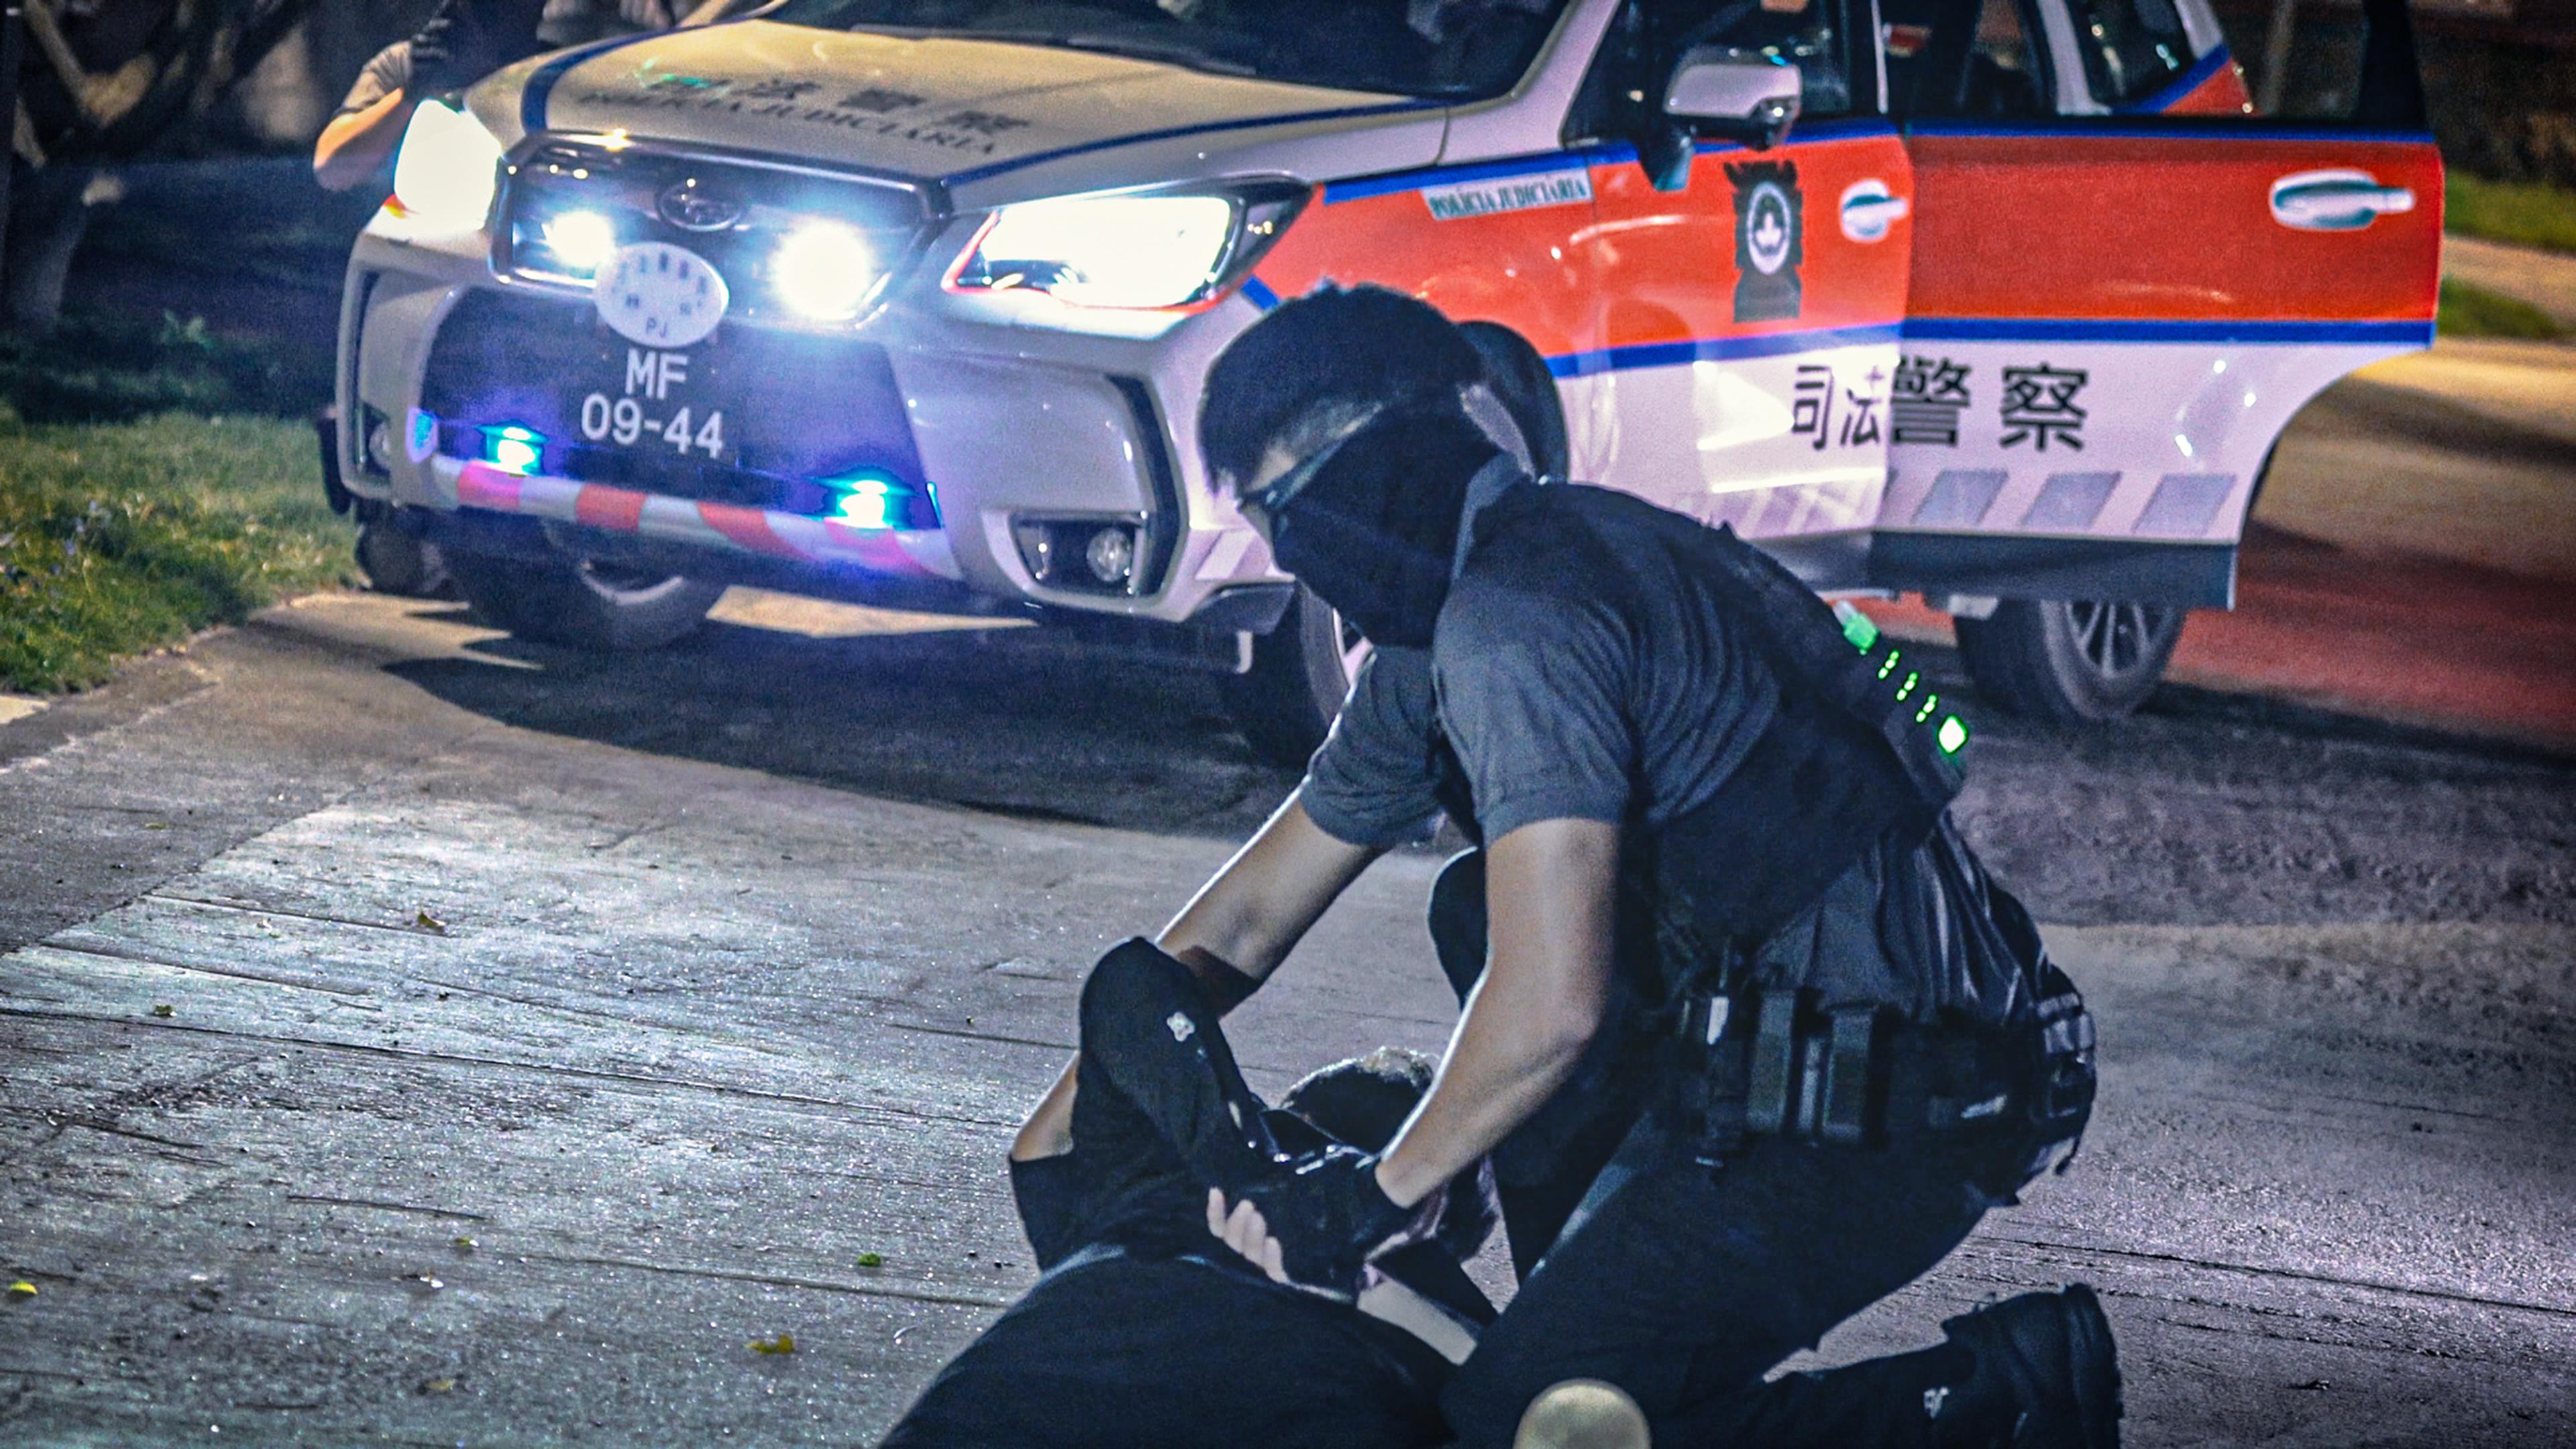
{"left": 1199, "top": 284, "right": 1519, "bottom": 647}
{"left": 1278, "top": 1045, "right": 1499, "bottom": 1261}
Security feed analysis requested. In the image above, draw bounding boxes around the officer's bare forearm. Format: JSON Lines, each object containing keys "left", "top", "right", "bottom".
{"left": 1375, "top": 818, "right": 1619, "bottom": 1208}
{"left": 1012, "top": 790, "right": 1379, "bottom": 1160}
{"left": 1159, "top": 790, "right": 1382, "bottom": 982}
{"left": 313, "top": 90, "right": 415, "bottom": 191}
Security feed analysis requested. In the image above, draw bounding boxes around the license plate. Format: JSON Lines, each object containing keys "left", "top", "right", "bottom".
{"left": 422, "top": 290, "right": 926, "bottom": 508}
{"left": 573, "top": 344, "right": 733, "bottom": 466}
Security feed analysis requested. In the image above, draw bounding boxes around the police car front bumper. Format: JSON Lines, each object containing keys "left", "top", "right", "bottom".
{"left": 335, "top": 226, "right": 1279, "bottom": 629}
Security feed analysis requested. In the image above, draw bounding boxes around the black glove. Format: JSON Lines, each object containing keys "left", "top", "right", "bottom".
{"left": 407, "top": 0, "right": 547, "bottom": 95}
{"left": 1238, "top": 1145, "right": 1425, "bottom": 1298}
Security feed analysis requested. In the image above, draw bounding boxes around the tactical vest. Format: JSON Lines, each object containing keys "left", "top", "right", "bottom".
{"left": 1426, "top": 484, "right": 1972, "bottom": 1025}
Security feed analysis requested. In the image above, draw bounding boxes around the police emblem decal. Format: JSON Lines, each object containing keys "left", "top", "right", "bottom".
{"left": 1727, "top": 160, "right": 1804, "bottom": 323}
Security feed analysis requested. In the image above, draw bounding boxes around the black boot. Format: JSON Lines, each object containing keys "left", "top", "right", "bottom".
{"left": 1941, "top": 1285, "right": 2123, "bottom": 1449}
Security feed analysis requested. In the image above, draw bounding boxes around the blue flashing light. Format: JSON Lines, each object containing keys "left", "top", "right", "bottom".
{"left": 409, "top": 409, "right": 439, "bottom": 460}
{"left": 820, "top": 470, "right": 904, "bottom": 530}
{"left": 481, "top": 423, "right": 545, "bottom": 476}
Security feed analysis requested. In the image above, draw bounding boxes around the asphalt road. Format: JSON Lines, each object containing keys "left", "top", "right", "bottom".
{"left": 2, "top": 590, "right": 2571, "bottom": 1448}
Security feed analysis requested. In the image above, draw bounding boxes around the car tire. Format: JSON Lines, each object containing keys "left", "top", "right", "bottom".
{"left": 1954, "top": 598, "right": 2186, "bottom": 723}
{"left": 1224, "top": 584, "right": 1365, "bottom": 769}
{"left": 355, "top": 523, "right": 452, "bottom": 598}
{"left": 445, "top": 549, "right": 723, "bottom": 652}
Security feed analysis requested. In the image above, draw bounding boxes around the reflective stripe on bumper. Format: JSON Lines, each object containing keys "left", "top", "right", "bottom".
{"left": 453, "top": 462, "right": 954, "bottom": 581}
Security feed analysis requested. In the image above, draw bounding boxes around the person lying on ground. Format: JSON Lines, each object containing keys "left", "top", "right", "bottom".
{"left": 878, "top": 939, "right": 1500, "bottom": 1449}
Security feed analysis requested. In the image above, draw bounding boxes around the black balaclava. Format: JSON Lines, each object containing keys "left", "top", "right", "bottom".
{"left": 1268, "top": 407, "right": 1499, "bottom": 649}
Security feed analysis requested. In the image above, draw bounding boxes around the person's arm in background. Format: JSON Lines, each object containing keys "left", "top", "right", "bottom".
{"left": 313, "top": 40, "right": 415, "bottom": 193}
{"left": 1010, "top": 790, "right": 1384, "bottom": 1161}
{"left": 313, "top": 83, "right": 415, "bottom": 192}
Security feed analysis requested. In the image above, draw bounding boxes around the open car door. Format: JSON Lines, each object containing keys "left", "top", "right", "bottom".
{"left": 1876, "top": 0, "right": 2440, "bottom": 719}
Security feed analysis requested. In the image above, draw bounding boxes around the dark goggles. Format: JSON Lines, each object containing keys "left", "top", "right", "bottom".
{"left": 1239, "top": 405, "right": 1387, "bottom": 532}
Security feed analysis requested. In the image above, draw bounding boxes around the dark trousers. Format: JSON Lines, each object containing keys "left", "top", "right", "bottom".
{"left": 879, "top": 947, "right": 1446, "bottom": 1449}
{"left": 1429, "top": 852, "right": 1997, "bottom": 1449}
{"left": 879, "top": 1254, "right": 1446, "bottom": 1449}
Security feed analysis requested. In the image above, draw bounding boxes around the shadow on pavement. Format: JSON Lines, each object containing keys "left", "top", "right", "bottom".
{"left": 376, "top": 587, "right": 2576, "bottom": 930}
{"left": 386, "top": 614, "right": 1304, "bottom": 841}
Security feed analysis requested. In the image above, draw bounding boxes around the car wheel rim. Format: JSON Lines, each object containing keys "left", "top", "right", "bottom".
{"left": 578, "top": 559, "right": 683, "bottom": 603}
{"left": 2067, "top": 600, "right": 2176, "bottom": 680}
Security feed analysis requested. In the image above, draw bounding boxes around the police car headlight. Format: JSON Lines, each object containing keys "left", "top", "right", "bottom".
{"left": 537, "top": 209, "right": 620, "bottom": 278}
{"left": 947, "top": 183, "right": 1309, "bottom": 311}
{"left": 771, "top": 221, "right": 879, "bottom": 321}
{"left": 391, "top": 99, "right": 504, "bottom": 233}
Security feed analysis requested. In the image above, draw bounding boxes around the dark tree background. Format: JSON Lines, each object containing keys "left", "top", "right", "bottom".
{"left": 5, "top": 1, "right": 332, "bottom": 331}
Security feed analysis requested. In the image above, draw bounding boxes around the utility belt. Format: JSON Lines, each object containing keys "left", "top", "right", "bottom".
{"left": 1672, "top": 983, "right": 2096, "bottom": 1198}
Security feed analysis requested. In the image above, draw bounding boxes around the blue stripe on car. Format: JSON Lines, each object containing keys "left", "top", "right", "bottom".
{"left": 1546, "top": 325, "right": 1904, "bottom": 378}
{"left": 1326, "top": 119, "right": 1900, "bottom": 205}
{"left": 941, "top": 99, "right": 1445, "bottom": 188}
{"left": 1903, "top": 318, "right": 2434, "bottom": 345}
{"left": 521, "top": 30, "right": 678, "bottom": 134}
{"left": 1534, "top": 317, "right": 2426, "bottom": 381}
{"left": 2114, "top": 45, "right": 2235, "bottom": 115}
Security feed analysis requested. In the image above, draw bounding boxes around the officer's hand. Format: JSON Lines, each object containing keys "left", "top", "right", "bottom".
{"left": 1222, "top": 1146, "right": 1426, "bottom": 1298}
{"left": 405, "top": 0, "right": 472, "bottom": 93}
{"left": 408, "top": 0, "right": 548, "bottom": 95}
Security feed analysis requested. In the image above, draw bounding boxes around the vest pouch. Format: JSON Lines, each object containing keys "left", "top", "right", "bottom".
{"left": 1879, "top": 815, "right": 2044, "bottom": 1030}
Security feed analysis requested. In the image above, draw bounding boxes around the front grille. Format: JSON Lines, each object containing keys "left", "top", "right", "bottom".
{"left": 421, "top": 288, "right": 936, "bottom": 529}
{"left": 492, "top": 137, "right": 938, "bottom": 331}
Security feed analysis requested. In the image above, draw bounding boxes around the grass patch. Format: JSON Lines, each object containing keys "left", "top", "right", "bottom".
{"left": 0, "top": 413, "right": 352, "bottom": 692}
{"left": 2445, "top": 172, "right": 2576, "bottom": 256}
{"left": 0, "top": 311, "right": 333, "bottom": 425}
{"left": 2437, "top": 278, "right": 2567, "bottom": 341}
{"left": 0, "top": 305, "right": 350, "bottom": 692}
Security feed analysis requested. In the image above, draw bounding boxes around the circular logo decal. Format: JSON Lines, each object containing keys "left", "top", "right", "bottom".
{"left": 593, "top": 241, "right": 729, "bottom": 349}
{"left": 1744, "top": 182, "right": 1795, "bottom": 276}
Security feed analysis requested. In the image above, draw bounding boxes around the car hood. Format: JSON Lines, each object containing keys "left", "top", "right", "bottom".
{"left": 486, "top": 19, "right": 1442, "bottom": 196}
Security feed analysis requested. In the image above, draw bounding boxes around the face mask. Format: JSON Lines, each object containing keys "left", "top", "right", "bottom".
{"left": 1265, "top": 411, "right": 1497, "bottom": 649}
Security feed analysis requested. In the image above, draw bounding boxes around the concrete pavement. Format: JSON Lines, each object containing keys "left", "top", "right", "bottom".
{"left": 3, "top": 592, "right": 2571, "bottom": 1446}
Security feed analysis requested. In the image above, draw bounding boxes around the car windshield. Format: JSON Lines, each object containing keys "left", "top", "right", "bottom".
{"left": 762, "top": 0, "right": 1574, "bottom": 100}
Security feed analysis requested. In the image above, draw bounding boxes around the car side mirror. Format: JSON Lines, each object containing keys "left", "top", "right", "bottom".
{"left": 1663, "top": 45, "right": 1801, "bottom": 151}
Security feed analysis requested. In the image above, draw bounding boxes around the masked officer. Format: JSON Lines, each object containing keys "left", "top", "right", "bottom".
{"left": 1018, "top": 284, "right": 2119, "bottom": 1448}
{"left": 884, "top": 941, "right": 1499, "bottom": 1448}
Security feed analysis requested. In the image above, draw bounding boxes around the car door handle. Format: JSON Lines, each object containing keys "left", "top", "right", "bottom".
{"left": 1838, "top": 182, "right": 1910, "bottom": 242}
{"left": 2269, "top": 169, "right": 2416, "bottom": 231}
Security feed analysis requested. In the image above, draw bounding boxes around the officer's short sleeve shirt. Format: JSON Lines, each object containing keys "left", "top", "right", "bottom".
{"left": 1301, "top": 484, "right": 1778, "bottom": 849}
{"left": 1301, "top": 647, "right": 1444, "bottom": 848}
{"left": 335, "top": 41, "right": 415, "bottom": 118}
